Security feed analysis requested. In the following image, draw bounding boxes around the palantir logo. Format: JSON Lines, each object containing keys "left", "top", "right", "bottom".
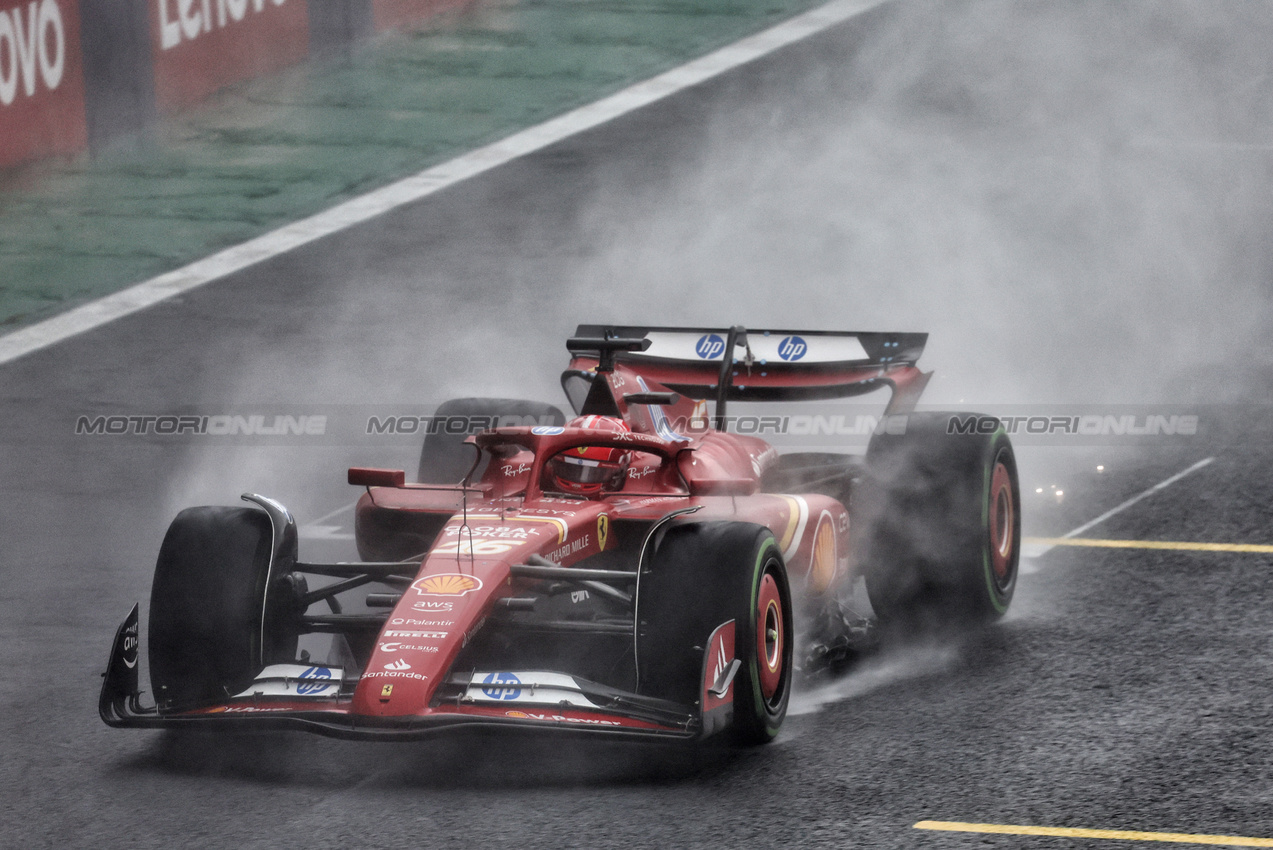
{"left": 777, "top": 335, "right": 807, "bottom": 362}
{"left": 481, "top": 672, "right": 522, "bottom": 700}
{"left": 296, "top": 666, "right": 333, "bottom": 695}
{"left": 0, "top": 0, "right": 66, "bottom": 107}
{"left": 695, "top": 334, "right": 725, "bottom": 360}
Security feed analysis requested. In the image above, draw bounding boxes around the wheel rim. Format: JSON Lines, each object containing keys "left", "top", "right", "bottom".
{"left": 989, "top": 459, "right": 1015, "bottom": 589}
{"left": 755, "top": 568, "right": 785, "bottom": 703}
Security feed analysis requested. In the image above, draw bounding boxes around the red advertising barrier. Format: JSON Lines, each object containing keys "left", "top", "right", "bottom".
{"left": 1, "top": 0, "right": 469, "bottom": 170}
{"left": 149, "top": 0, "right": 309, "bottom": 113}
{"left": 0, "top": 0, "right": 87, "bottom": 168}
{"left": 371, "top": 0, "right": 471, "bottom": 32}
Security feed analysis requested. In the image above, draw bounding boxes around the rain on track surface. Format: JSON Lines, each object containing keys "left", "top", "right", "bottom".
{"left": 2, "top": 1, "right": 1272, "bottom": 847}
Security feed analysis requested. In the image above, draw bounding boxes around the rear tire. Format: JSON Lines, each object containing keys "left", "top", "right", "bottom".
{"left": 637, "top": 523, "right": 794, "bottom": 745}
{"left": 149, "top": 506, "right": 300, "bottom": 712}
{"left": 857, "top": 412, "right": 1021, "bottom": 628}
{"left": 417, "top": 398, "right": 566, "bottom": 483}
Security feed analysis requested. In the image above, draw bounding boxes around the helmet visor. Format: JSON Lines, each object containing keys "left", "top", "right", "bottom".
{"left": 553, "top": 454, "right": 616, "bottom": 485}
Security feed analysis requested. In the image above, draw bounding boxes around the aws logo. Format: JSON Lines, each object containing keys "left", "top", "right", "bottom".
{"left": 0, "top": 0, "right": 67, "bottom": 106}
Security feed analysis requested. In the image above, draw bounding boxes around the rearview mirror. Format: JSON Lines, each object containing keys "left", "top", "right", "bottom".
{"left": 347, "top": 467, "right": 405, "bottom": 488}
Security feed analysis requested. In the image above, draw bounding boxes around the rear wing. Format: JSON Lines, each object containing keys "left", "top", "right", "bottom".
{"left": 568, "top": 324, "right": 932, "bottom": 417}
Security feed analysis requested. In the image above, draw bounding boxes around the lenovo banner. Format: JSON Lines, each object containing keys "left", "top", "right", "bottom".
{"left": 0, "top": 0, "right": 86, "bottom": 167}
{"left": 149, "top": 0, "right": 309, "bottom": 112}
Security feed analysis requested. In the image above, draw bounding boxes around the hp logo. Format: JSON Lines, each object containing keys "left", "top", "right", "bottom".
{"left": 296, "top": 666, "right": 334, "bottom": 695}
{"left": 777, "top": 336, "right": 808, "bottom": 361}
{"left": 481, "top": 672, "right": 523, "bottom": 700}
{"left": 695, "top": 334, "right": 726, "bottom": 359}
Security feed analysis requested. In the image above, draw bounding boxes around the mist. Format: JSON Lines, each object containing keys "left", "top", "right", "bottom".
{"left": 563, "top": 0, "right": 1273, "bottom": 407}
{"left": 140, "top": 0, "right": 1270, "bottom": 588}
{"left": 138, "top": 0, "right": 1273, "bottom": 725}
{"left": 151, "top": 1, "right": 1273, "bottom": 430}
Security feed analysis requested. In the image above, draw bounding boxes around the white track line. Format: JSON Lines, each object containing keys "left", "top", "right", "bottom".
{"left": 1022, "top": 456, "right": 1215, "bottom": 561}
{"left": 297, "top": 498, "right": 362, "bottom": 540}
{"left": 304, "top": 499, "right": 361, "bottom": 528}
{"left": 0, "top": 0, "right": 889, "bottom": 368}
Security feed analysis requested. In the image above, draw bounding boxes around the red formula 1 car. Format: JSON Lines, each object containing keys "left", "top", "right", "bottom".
{"left": 101, "top": 325, "right": 1021, "bottom": 744}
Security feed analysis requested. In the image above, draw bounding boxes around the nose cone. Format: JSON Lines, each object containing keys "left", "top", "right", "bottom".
{"left": 352, "top": 564, "right": 502, "bottom": 717}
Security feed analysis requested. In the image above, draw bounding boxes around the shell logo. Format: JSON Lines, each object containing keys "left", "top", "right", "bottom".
{"left": 505, "top": 710, "right": 529, "bottom": 718}
{"left": 412, "top": 573, "right": 484, "bottom": 597}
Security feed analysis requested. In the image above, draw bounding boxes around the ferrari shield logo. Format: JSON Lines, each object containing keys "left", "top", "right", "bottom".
{"left": 597, "top": 514, "right": 610, "bottom": 550}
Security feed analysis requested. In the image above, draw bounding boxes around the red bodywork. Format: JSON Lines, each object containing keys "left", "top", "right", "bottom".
{"left": 102, "top": 326, "right": 930, "bottom": 740}
{"left": 347, "top": 379, "right": 848, "bottom": 730}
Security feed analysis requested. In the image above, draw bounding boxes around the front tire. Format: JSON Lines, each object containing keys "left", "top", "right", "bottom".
{"left": 637, "top": 523, "right": 794, "bottom": 745}
{"left": 149, "top": 506, "right": 300, "bottom": 712}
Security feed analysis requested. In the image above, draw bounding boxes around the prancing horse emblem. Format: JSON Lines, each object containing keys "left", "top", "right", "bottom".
{"left": 597, "top": 514, "right": 610, "bottom": 550}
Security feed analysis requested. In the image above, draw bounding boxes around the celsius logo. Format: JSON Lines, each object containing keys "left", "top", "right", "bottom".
{"left": 777, "top": 336, "right": 807, "bottom": 361}
{"left": 0, "top": 0, "right": 66, "bottom": 107}
{"left": 481, "top": 672, "right": 522, "bottom": 701}
{"left": 296, "top": 666, "right": 333, "bottom": 695}
{"left": 695, "top": 334, "right": 725, "bottom": 360}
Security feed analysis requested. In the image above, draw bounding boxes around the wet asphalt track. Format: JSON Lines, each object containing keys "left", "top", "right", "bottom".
{"left": 4, "top": 1, "right": 1273, "bottom": 847}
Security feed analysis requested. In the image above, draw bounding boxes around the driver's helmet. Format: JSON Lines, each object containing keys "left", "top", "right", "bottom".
{"left": 546, "top": 415, "right": 633, "bottom": 496}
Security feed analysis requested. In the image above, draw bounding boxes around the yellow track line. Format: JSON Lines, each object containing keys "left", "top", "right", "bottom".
{"left": 1024, "top": 537, "right": 1273, "bottom": 554}
{"left": 915, "top": 821, "right": 1273, "bottom": 846}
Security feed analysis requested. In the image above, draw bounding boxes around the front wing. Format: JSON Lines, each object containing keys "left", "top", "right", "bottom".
{"left": 100, "top": 605, "right": 716, "bottom": 743}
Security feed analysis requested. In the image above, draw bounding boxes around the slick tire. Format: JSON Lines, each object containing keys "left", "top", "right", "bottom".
{"left": 857, "top": 412, "right": 1021, "bottom": 629}
{"left": 637, "top": 522, "right": 794, "bottom": 745}
{"left": 149, "top": 506, "right": 299, "bottom": 712}
{"left": 417, "top": 398, "right": 566, "bottom": 484}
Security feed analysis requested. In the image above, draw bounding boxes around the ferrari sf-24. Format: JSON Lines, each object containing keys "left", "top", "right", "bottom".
{"left": 101, "top": 325, "right": 1021, "bottom": 745}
